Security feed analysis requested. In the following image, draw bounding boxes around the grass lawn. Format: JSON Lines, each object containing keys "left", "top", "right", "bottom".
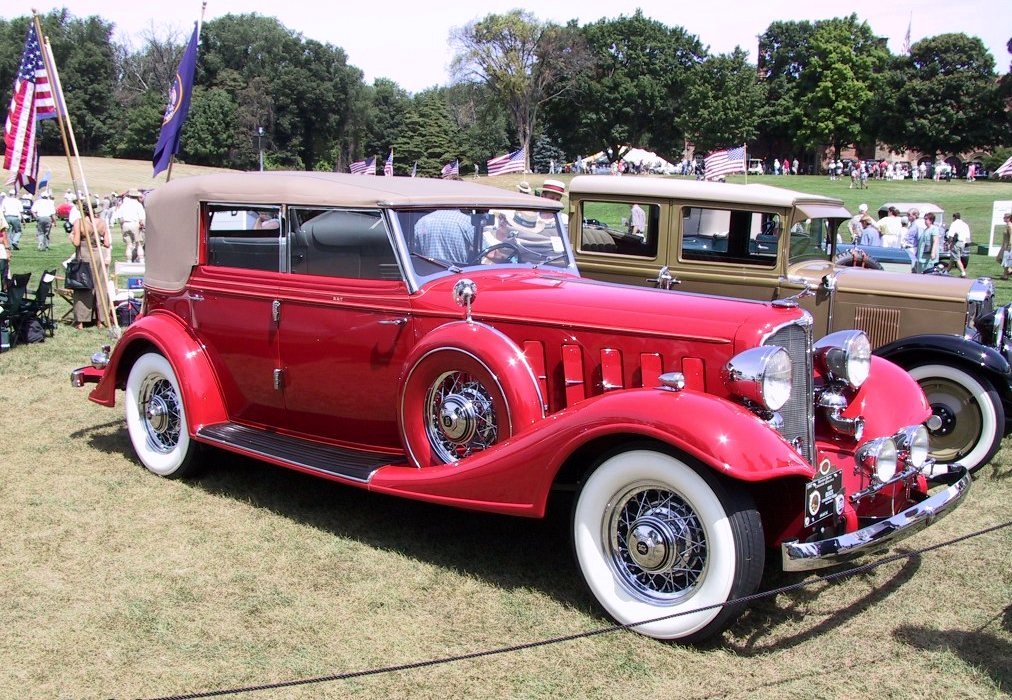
{"left": 1, "top": 163, "right": 1010, "bottom": 699}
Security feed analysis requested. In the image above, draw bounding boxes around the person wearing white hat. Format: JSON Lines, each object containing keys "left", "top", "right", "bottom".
{"left": 116, "top": 189, "right": 147, "bottom": 263}
{"left": 31, "top": 191, "right": 56, "bottom": 250}
{"left": 848, "top": 203, "right": 868, "bottom": 244}
{"left": 2, "top": 189, "right": 23, "bottom": 250}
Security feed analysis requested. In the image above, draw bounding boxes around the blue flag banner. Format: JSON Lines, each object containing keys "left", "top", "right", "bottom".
{"left": 153, "top": 23, "right": 199, "bottom": 177}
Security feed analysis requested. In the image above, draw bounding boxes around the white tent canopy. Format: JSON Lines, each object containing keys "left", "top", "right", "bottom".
{"left": 579, "top": 147, "right": 676, "bottom": 169}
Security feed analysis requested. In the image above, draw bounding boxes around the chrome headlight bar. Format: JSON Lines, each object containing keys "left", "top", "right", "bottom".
{"left": 814, "top": 330, "right": 871, "bottom": 389}
{"left": 723, "top": 346, "right": 792, "bottom": 412}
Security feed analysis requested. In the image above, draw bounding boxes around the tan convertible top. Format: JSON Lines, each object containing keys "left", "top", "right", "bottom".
{"left": 145, "top": 172, "right": 561, "bottom": 291}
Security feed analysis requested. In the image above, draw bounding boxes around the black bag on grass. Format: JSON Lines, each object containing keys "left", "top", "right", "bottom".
{"left": 18, "top": 317, "right": 45, "bottom": 343}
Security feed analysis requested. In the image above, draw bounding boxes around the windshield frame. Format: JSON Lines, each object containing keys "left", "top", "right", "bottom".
{"left": 387, "top": 206, "right": 576, "bottom": 291}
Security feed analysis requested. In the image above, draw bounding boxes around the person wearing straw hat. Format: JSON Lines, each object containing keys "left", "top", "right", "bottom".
{"left": 116, "top": 189, "right": 147, "bottom": 263}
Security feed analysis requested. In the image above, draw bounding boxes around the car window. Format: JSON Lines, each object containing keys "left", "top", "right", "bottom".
{"left": 577, "top": 201, "right": 660, "bottom": 258}
{"left": 289, "top": 208, "right": 401, "bottom": 281}
{"left": 788, "top": 218, "right": 836, "bottom": 263}
{"left": 206, "top": 205, "right": 283, "bottom": 271}
{"left": 679, "top": 206, "right": 778, "bottom": 267}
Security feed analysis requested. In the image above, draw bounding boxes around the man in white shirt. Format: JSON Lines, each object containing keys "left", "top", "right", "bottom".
{"left": 946, "top": 212, "right": 971, "bottom": 278}
{"left": 116, "top": 189, "right": 147, "bottom": 263}
{"left": 876, "top": 206, "right": 903, "bottom": 248}
{"left": 848, "top": 203, "right": 868, "bottom": 243}
{"left": 31, "top": 191, "right": 56, "bottom": 250}
{"left": 2, "top": 190, "right": 23, "bottom": 250}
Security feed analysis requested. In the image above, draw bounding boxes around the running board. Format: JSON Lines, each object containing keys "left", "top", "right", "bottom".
{"left": 196, "top": 422, "right": 403, "bottom": 482}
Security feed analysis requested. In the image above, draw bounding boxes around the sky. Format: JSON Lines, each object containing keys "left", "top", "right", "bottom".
{"left": 5, "top": 0, "right": 1010, "bottom": 93}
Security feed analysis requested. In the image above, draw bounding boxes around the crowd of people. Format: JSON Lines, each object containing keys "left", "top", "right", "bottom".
{"left": 847, "top": 202, "right": 974, "bottom": 276}
{"left": 1, "top": 186, "right": 147, "bottom": 330}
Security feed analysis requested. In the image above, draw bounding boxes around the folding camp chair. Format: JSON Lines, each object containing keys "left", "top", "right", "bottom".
{"left": 19, "top": 269, "right": 57, "bottom": 337}
{"left": 1, "top": 272, "right": 31, "bottom": 348}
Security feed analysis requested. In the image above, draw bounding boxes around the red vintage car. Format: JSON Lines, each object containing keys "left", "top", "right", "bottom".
{"left": 73, "top": 173, "right": 969, "bottom": 641}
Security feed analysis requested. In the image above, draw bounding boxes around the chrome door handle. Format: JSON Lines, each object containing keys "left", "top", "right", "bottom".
{"left": 378, "top": 317, "right": 408, "bottom": 326}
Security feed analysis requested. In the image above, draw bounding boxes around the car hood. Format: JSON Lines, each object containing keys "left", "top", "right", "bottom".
{"left": 788, "top": 259, "right": 973, "bottom": 300}
{"left": 415, "top": 270, "right": 808, "bottom": 350}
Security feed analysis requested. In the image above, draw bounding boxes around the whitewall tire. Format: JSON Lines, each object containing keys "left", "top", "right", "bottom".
{"left": 125, "top": 352, "right": 200, "bottom": 478}
{"left": 573, "top": 448, "right": 764, "bottom": 641}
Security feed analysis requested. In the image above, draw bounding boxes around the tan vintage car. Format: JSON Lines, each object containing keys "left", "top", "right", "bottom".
{"left": 568, "top": 175, "right": 1012, "bottom": 475}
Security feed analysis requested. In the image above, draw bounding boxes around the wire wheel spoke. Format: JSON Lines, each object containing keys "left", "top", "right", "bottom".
{"left": 424, "top": 371, "right": 499, "bottom": 463}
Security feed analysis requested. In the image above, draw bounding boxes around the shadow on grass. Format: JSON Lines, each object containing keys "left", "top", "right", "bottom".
{"left": 709, "top": 554, "right": 923, "bottom": 655}
{"left": 892, "top": 609, "right": 1011, "bottom": 689}
{"left": 177, "top": 448, "right": 590, "bottom": 612}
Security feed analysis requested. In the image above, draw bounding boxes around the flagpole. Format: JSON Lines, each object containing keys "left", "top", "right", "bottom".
{"left": 164, "top": 1, "right": 207, "bottom": 183}
{"left": 744, "top": 144, "right": 748, "bottom": 184}
{"left": 36, "top": 15, "right": 117, "bottom": 332}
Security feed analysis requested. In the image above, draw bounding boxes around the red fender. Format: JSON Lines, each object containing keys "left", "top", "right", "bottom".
{"left": 398, "top": 320, "right": 545, "bottom": 467}
{"left": 374, "top": 387, "right": 815, "bottom": 516}
{"left": 827, "top": 356, "right": 931, "bottom": 438}
{"left": 87, "top": 310, "right": 229, "bottom": 432}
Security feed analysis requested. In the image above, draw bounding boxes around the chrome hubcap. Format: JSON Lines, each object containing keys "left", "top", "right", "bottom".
{"left": 606, "top": 483, "right": 707, "bottom": 603}
{"left": 139, "top": 375, "right": 182, "bottom": 454}
{"left": 425, "top": 371, "right": 498, "bottom": 463}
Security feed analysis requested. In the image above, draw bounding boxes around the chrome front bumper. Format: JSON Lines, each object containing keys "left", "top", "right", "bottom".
{"left": 781, "top": 466, "right": 971, "bottom": 571}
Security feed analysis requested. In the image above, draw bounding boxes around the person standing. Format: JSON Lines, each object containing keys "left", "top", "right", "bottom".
{"left": 2, "top": 190, "right": 23, "bottom": 250}
{"left": 915, "top": 212, "right": 941, "bottom": 273}
{"left": 849, "top": 204, "right": 869, "bottom": 244}
{"left": 858, "top": 215, "right": 881, "bottom": 246}
{"left": 69, "top": 211, "right": 112, "bottom": 329}
{"left": 31, "top": 191, "right": 56, "bottom": 250}
{"left": 903, "top": 208, "right": 924, "bottom": 268}
{"left": 946, "top": 212, "right": 971, "bottom": 278}
{"left": 629, "top": 203, "right": 647, "bottom": 238}
{"left": 998, "top": 213, "right": 1012, "bottom": 280}
{"left": 0, "top": 216, "right": 10, "bottom": 291}
{"left": 116, "top": 189, "right": 146, "bottom": 263}
{"left": 875, "top": 207, "right": 901, "bottom": 247}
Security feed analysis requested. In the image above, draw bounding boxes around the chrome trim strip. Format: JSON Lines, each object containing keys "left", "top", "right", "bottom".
{"left": 781, "top": 467, "right": 970, "bottom": 571}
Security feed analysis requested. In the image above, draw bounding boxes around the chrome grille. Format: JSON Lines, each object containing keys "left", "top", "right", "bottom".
{"left": 854, "top": 305, "right": 901, "bottom": 348}
{"left": 763, "top": 320, "right": 815, "bottom": 464}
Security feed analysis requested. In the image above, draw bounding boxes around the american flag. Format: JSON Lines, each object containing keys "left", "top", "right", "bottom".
{"left": 995, "top": 155, "right": 1012, "bottom": 179}
{"left": 441, "top": 160, "right": 458, "bottom": 179}
{"left": 704, "top": 145, "right": 746, "bottom": 181}
{"left": 383, "top": 149, "right": 393, "bottom": 176}
{"left": 486, "top": 147, "right": 526, "bottom": 176}
{"left": 3, "top": 25, "right": 58, "bottom": 192}
{"left": 350, "top": 156, "right": 376, "bottom": 175}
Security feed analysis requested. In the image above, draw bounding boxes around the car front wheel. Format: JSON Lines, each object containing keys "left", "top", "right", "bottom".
{"left": 573, "top": 448, "right": 764, "bottom": 641}
{"left": 125, "top": 352, "right": 200, "bottom": 478}
{"left": 907, "top": 363, "right": 1004, "bottom": 475}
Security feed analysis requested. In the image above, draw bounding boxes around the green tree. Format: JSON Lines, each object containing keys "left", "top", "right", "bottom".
{"left": 755, "top": 20, "right": 814, "bottom": 157}
{"left": 794, "top": 15, "right": 888, "bottom": 158}
{"left": 878, "top": 34, "right": 1002, "bottom": 157}
{"left": 450, "top": 10, "right": 589, "bottom": 171}
{"left": 180, "top": 87, "right": 239, "bottom": 165}
{"left": 681, "top": 48, "right": 766, "bottom": 153}
{"left": 394, "top": 90, "right": 462, "bottom": 177}
{"left": 547, "top": 11, "right": 704, "bottom": 164}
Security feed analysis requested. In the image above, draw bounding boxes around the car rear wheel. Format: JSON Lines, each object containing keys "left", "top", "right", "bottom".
{"left": 125, "top": 352, "right": 200, "bottom": 478}
{"left": 907, "top": 363, "right": 1004, "bottom": 475}
{"left": 573, "top": 448, "right": 764, "bottom": 641}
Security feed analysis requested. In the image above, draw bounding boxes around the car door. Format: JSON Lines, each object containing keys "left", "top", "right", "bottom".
{"left": 277, "top": 207, "right": 414, "bottom": 449}
{"left": 187, "top": 204, "right": 287, "bottom": 427}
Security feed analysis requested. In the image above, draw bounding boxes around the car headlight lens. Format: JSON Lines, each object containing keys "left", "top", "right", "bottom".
{"left": 814, "top": 330, "right": 871, "bottom": 388}
{"left": 895, "top": 425, "right": 929, "bottom": 469}
{"left": 857, "top": 437, "right": 898, "bottom": 482}
{"left": 723, "top": 346, "right": 792, "bottom": 412}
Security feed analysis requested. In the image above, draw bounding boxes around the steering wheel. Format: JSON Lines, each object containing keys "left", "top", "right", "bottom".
{"left": 472, "top": 240, "right": 522, "bottom": 264}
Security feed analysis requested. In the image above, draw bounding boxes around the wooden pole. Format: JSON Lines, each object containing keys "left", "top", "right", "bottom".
{"left": 34, "top": 13, "right": 116, "bottom": 332}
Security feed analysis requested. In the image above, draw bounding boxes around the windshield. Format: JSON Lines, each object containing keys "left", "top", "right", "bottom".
{"left": 396, "top": 207, "right": 573, "bottom": 279}
{"left": 788, "top": 218, "right": 848, "bottom": 264}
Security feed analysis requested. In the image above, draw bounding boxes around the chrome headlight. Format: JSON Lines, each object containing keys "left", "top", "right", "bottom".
{"left": 856, "top": 437, "right": 898, "bottom": 482}
{"left": 723, "top": 346, "right": 792, "bottom": 411}
{"left": 814, "top": 330, "right": 871, "bottom": 388}
{"left": 895, "top": 425, "right": 929, "bottom": 469}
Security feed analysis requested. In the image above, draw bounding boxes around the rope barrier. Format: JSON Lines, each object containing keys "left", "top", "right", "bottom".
{"left": 145, "top": 519, "right": 1012, "bottom": 700}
